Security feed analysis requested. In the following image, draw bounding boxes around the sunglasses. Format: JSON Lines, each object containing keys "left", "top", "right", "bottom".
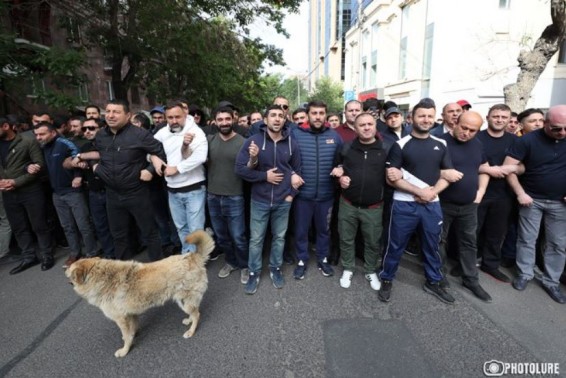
{"left": 275, "top": 104, "right": 289, "bottom": 110}
{"left": 549, "top": 126, "right": 566, "bottom": 133}
{"left": 81, "top": 126, "right": 98, "bottom": 132}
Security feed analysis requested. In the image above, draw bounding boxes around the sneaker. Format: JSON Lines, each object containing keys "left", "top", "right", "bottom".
{"left": 378, "top": 280, "right": 392, "bottom": 302}
{"left": 439, "top": 277, "right": 451, "bottom": 288}
{"left": 365, "top": 273, "right": 381, "bottom": 291}
{"left": 245, "top": 272, "right": 260, "bottom": 295}
{"left": 512, "top": 276, "right": 529, "bottom": 291}
{"left": 270, "top": 267, "right": 285, "bottom": 289}
{"left": 240, "top": 268, "right": 250, "bottom": 285}
{"left": 283, "top": 253, "right": 295, "bottom": 265}
{"left": 218, "top": 263, "right": 237, "bottom": 278}
{"left": 294, "top": 261, "right": 307, "bottom": 280}
{"left": 317, "top": 258, "right": 334, "bottom": 277}
{"left": 339, "top": 270, "right": 353, "bottom": 289}
{"left": 423, "top": 281, "right": 455, "bottom": 304}
{"left": 480, "top": 267, "right": 511, "bottom": 283}
{"left": 541, "top": 285, "right": 566, "bottom": 304}
{"left": 62, "top": 256, "right": 80, "bottom": 269}
{"left": 463, "top": 282, "right": 492, "bottom": 302}
{"left": 209, "top": 248, "right": 222, "bottom": 261}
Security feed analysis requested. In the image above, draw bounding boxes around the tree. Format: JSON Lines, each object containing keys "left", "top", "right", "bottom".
{"left": 504, "top": 0, "right": 566, "bottom": 111}
{"left": 307, "top": 77, "right": 344, "bottom": 113}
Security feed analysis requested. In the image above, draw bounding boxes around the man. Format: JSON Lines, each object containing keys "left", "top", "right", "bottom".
{"left": 249, "top": 96, "right": 297, "bottom": 136}
{"left": 235, "top": 105, "right": 302, "bottom": 294}
{"left": 506, "top": 112, "right": 521, "bottom": 135}
{"left": 85, "top": 105, "right": 101, "bottom": 119}
{"left": 34, "top": 122, "right": 99, "bottom": 268}
{"left": 206, "top": 107, "right": 249, "bottom": 283}
{"left": 31, "top": 110, "right": 52, "bottom": 127}
{"left": 72, "top": 99, "right": 166, "bottom": 261}
{"left": 439, "top": 111, "right": 492, "bottom": 302}
{"left": 335, "top": 113, "right": 387, "bottom": 290}
{"left": 291, "top": 100, "right": 341, "bottom": 280}
{"left": 517, "top": 108, "right": 544, "bottom": 134}
{"left": 150, "top": 106, "right": 166, "bottom": 127}
{"left": 476, "top": 104, "right": 519, "bottom": 282}
{"left": 249, "top": 111, "right": 263, "bottom": 125}
{"left": 336, "top": 100, "right": 363, "bottom": 142}
{"left": 378, "top": 100, "right": 455, "bottom": 304}
{"left": 68, "top": 116, "right": 89, "bottom": 148}
{"left": 504, "top": 105, "right": 566, "bottom": 304}
{"left": 68, "top": 118, "right": 115, "bottom": 259}
{"left": 291, "top": 108, "right": 308, "bottom": 127}
{"left": 0, "top": 117, "right": 54, "bottom": 274}
{"left": 380, "top": 106, "right": 410, "bottom": 145}
{"left": 457, "top": 100, "right": 472, "bottom": 112}
{"left": 154, "top": 102, "right": 208, "bottom": 254}
{"left": 431, "top": 103, "right": 463, "bottom": 137}
{"left": 238, "top": 114, "right": 250, "bottom": 129}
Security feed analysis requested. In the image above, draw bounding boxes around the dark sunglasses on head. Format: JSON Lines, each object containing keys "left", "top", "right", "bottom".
{"left": 275, "top": 104, "right": 289, "bottom": 110}
{"left": 81, "top": 126, "right": 98, "bottom": 132}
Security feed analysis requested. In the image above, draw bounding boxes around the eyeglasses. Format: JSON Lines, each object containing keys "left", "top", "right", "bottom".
{"left": 549, "top": 126, "right": 566, "bottom": 133}
{"left": 81, "top": 126, "right": 98, "bottom": 132}
{"left": 275, "top": 104, "right": 289, "bottom": 110}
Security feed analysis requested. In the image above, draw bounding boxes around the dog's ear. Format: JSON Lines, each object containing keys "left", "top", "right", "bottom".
{"left": 70, "top": 259, "right": 95, "bottom": 285}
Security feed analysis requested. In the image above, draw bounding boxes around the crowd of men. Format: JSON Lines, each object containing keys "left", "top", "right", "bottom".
{"left": 0, "top": 96, "right": 565, "bottom": 305}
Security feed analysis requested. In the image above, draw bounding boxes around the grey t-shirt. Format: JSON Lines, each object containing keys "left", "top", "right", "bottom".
{"left": 207, "top": 133, "right": 245, "bottom": 196}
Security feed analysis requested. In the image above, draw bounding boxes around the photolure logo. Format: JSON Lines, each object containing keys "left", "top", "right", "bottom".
{"left": 483, "top": 360, "right": 560, "bottom": 376}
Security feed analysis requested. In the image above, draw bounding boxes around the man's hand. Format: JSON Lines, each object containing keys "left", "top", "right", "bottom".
{"left": 140, "top": 169, "right": 153, "bottom": 181}
{"left": 517, "top": 193, "right": 533, "bottom": 207}
{"left": 163, "top": 166, "right": 179, "bottom": 177}
{"left": 330, "top": 166, "right": 344, "bottom": 178}
{"left": 71, "top": 177, "right": 82, "bottom": 188}
{"left": 339, "top": 175, "right": 351, "bottom": 189}
{"left": 248, "top": 141, "right": 259, "bottom": 158}
{"left": 183, "top": 132, "right": 195, "bottom": 146}
{"left": 386, "top": 167, "right": 403, "bottom": 182}
{"left": 414, "top": 187, "right": 437, "bottom": 203}
{"left": 27, "top": 164, "right": 41, "bottom": 175}
{"left": 441, "top": 169, "right": 464, "bottom": 183}
{"left": 291, "top": 173, "right": 304, "bottom": 189}
{"left": 284, "top": 195, "right": 294, "bottom": 203}
{"left": 266, "top": 168, "right": 284, "bottom": 185}
{"left": 0, "top": 179, "right": 16, "bottom": 191}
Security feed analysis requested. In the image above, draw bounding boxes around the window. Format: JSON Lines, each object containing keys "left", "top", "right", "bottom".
{"left": 499, "top": 0, "right": 511, "bottom": 9}
{"left": 106, "top": 81, "right": 115, "bottom": 101}
{"left": 370, "top": 51, "right": 377, "bottom": 84}
{"left": 78, "top": 83, "right": 89, "bottom": 102}
{"left": 399, "top": 37, "right": 407, "bottom": 80}
{"left": 422, "top": 23, "right": 434, "bottom": 79}
{"left": 559, "top": 39, "right": 566, "bottom": 64}
{"left": 362, "top": 57, "right": 367, "bottom": 88}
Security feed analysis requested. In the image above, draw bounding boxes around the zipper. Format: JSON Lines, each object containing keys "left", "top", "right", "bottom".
{"left": 358, "top": 149, "right": 367, "bottom": 205}
{"left": 270, "top": 139, "right": 277, "bottom": 207}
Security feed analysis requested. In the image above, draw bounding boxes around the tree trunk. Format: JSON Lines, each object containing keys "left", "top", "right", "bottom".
{"left": 504, "top": 0, "right": 566, "bottom": 112}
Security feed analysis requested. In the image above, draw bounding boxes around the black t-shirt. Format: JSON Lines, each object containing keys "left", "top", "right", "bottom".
{"left": 506, "top": 128, "right": 566, "bottom": 200}
{"left": 386, "top": 134, "right": 453, "bottom": 188}
{"left": 476, "top": 130, "right": 516, "bottom": 199}
{"left": 440, "top": 134, "right": 487, "bottom": 205}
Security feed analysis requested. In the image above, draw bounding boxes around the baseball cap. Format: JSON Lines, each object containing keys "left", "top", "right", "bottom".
{"left": 457, "top": 99, "right": 471, "bottom": 108}
{"left": 149, "top": 106, "right": 165, "bottom": 115}
{"left": 384, "top": 107, "right": 402, "bottom": 119}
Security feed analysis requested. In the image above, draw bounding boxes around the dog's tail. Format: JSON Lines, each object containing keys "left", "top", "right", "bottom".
{"left": 185, "top": 230, "right": 215, "bottom": 260}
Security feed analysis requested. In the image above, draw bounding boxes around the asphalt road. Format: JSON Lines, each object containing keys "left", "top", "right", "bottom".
{"left": 1, "top": 248, "right": 564, "bottom": 378}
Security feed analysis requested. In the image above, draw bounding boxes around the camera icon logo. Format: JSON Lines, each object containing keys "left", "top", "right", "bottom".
{"left": 484, "top": 360, "right": 505, "bottom": 376}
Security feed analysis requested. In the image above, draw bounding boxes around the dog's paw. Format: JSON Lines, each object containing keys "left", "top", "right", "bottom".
{"left": 183, "top": 330, "right": 195, "bottom": 339}
{"left": 114, "top": 347, "right": 129, "bottom": 358}
{"left": 182, "top": 318, "right": 192, "bottom": 326}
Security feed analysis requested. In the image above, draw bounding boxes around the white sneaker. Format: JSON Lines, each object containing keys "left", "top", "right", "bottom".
{"left": 240, "top": 268, "right": 250, "bottom": 285}
{"left": 340, "top": 270, "right": 354, "bottom": 289}
{"left": 365, "top": 273, "right": 381, "bottom": 291}
{"left": 218, "top": 263, "right": 237, "bottom": 278}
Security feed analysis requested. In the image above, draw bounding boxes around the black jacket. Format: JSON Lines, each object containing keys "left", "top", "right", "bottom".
{"left": 94, "top": 124, "right": 166, "bottom": 192}
{"left": 338, "top": 138, "right": 388, "bottom": 206}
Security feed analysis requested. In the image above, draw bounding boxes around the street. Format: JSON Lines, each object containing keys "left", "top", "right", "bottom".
{"left": 1, "top": 248, "right": 565, "bottom": 378}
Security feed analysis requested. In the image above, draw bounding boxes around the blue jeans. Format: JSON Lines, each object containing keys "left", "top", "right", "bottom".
{"left": 207, "top": 194, "right": 248, "bottom": 269}
{"left": 168, "top": 186, "right": 206, "bottom": 253}
{"left": 248, "top": 199, "right": 292, "bottom": 274}
{"left": 53, "top": 191, "right": 98, "bottom": 258}
{"left": 89, "top": 190, "right": 115, "bottom": 259}
{"left": 294, "top": 197, "right": 333, "bottom": 263}
{"left": 380, "top": 200, "right": 444, "bottom": 283}
{"left": 516, "top": 199, "right": 566, "bottom": 287}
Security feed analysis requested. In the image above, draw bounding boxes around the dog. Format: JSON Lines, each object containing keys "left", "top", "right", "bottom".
{"left": 65, "top": 230, "right": 215, "bottom": 357}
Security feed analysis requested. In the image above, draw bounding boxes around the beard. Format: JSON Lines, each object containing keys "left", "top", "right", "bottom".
{"left": 218, "top": 124, "right": 233, "bottom": 135}
{"left": 169, "top": 123, "right": 183, "bottom": 133}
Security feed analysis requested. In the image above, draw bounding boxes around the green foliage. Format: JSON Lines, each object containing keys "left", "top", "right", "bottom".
{"left": 307, "top": 77, "right": 344, "bottom": 113}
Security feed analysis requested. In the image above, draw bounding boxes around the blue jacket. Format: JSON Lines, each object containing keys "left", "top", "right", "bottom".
{"left": 292, "top": 125, "right": 342, "bottom": 201}
{"left": 42, "top": 136, "right": 81, "bottom": 195}
{"left": 249, "top": 119, "right": 298, "bottom": 136}
{"left": 235, "top": 124, "right": 302, "bottom": 206}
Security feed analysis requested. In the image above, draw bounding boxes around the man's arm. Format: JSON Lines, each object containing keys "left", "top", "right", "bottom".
{"left": 12, "top": 140, "right": 45, "bottom": 189}
{"left": 503, "top": 155, "right": 532, "bottom": 206}
{"left": 474, "top": 163, "right": 490, "bottom": 203}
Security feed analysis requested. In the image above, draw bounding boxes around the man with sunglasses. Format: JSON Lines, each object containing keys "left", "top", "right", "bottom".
{"left": 504, "top": 105, "right": 566, "bottom": 303}
{"left": 248, "top": 96, "right": 298, "bottom": 136}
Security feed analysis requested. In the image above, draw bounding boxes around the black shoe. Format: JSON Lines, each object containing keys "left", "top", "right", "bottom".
{"left": 512, "top": 276, "right": 529, "bottom": 291}
{"left": 439, "top": 277, "right": 451, "bottom": 288}
{"left": 378, "top": 280, "right": 392, "bottom": 302}
{"left": 423, "top": 281, "right": 455, "bottom": 304}
{"left": 480, "top": 267, "right": 511, "bottom": 283}
{"left": 449, "top": 265, "right": 463, "bottom": 277}
{"left": 209, "top": 248, "right": 222, "bottom": 261}
{"left": 283, "top": 253, "right": 295, "bottom": 265}
{"left": 500, "top": 257, "right": 515, "bottom": 268}
{"left": 541, "top": 285, "right": 566, "bottom": 304}
{"left": 463, "top": 282, "right": 492, "bottom": 302}
{"left": 41, "top": 257, "right": 55, "bottom": 271}
{"left": 9, "top": 259, "right": 39, "bottom": 275}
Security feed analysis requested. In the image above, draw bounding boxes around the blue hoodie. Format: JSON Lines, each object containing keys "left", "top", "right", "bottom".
{"left": 235, "top": 124, "right": 302, "bottom": 206}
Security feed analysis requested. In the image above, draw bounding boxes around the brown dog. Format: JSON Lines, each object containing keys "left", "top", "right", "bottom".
{"left": 65, "top": 230, "right": 215, "bottom": 357}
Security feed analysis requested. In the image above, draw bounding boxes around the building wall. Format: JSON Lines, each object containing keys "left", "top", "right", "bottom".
{"left": 344, "top": 0, "right": 566, "bottom": 115}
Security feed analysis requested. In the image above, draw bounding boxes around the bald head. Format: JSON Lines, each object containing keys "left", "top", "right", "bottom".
{"left": 545, "top": 105, "right": 566, "bottom": 140}
{"left": 453, "top": 111, "right": 482, "bottom": 143}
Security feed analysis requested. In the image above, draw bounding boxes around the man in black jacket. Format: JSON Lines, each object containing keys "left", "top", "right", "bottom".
{"left": 72, "top": 99, "right": 166, "bottom": 261}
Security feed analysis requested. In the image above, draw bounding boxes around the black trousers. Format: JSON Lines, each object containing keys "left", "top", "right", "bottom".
{"left": 3, "top": 188, "right": 53, "bottom": 261}
{"left": 477, "top": 196, "right": 513, "bottom": 271}
{"left": 106, "top": 186, "right": 162, "bottom": 261}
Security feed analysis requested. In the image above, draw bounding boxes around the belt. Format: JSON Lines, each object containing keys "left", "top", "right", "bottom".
{"left": 341, "top": 195, "right": 383, "bottom": 209}
{"left": 168, "top": 181, "right": 205, "bottom": 193}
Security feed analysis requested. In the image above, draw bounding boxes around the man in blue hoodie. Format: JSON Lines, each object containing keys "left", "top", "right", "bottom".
{"left": 291, "top": 100, "right": 342, "bottom": 280}
{"left": 235, "top": 105, "right": 302, "bottom": 294}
